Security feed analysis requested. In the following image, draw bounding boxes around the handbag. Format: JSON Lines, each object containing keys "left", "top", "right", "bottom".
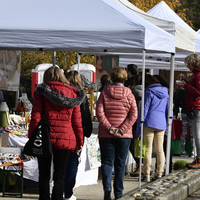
{"left": 187, "top": 110, "right": 195, "bottom": 120}
{"left": 23, "top": 97, "right": 52, "bottom": 157}
{"left": 134, "top": 139, "right": 146, "bottom": 158}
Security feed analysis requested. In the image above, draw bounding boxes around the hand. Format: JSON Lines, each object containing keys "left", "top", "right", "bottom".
{"left": 76, "top": 146, "right": 82, "bottom": 153}
{"left": 110, "top": 127, "right": 121, "bottom": 138}
{"left": 176, "top": 80, "right": 186, "bottom": 88}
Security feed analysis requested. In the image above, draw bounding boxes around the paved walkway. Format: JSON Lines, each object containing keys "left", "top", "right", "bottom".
{"left": 186, "top": 189, "right": 200, "bottom": 200}
{"left": 0, "top": 156, "right": 197, "bottom": 200}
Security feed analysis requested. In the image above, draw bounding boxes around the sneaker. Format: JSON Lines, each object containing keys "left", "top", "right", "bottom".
{"left": 65, "top": 195, "right": 76, "bottom": 200}
{"left": 190, "top": 151, "right": 195, "bottom": 158}
{"left": 186, "top": 157, "right": 200, "bottom": 169}
{"left": 180, "top": 151, "right": 189, "bottom": 157}
{"left": 140, "top": 175, "right": 150, "bottom": 182}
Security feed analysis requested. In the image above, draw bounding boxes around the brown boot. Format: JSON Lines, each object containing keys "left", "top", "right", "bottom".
{"left": 130, "top": 164, "right": 143, "bottom": 177}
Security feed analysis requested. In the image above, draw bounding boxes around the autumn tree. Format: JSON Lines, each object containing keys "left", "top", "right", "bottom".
{"left": 178, "top": 0, "right": 200, "bottom": 31}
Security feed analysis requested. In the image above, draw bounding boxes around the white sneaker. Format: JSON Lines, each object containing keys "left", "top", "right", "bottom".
{"left": 190, "top": 151, "right": 195, "bottom": 158}
{"left": 65, "top": 195, "right": 77, "bottom": 200}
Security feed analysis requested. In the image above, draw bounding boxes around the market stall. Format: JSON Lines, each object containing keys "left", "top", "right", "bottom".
{"left": 0, "top": 0, "right": 177, "bottom": 190}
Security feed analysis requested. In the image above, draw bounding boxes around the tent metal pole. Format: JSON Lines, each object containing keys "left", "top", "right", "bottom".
{"left": 138, "top": 49, "right": 146, "bottom": 189}
{"left": 53, "top": 51, "right": 56, "bottom": 66}
{"left": 165, "top": 53, "right": 175, "bottom": 175}
{"left": 77, "top": 53, "right": 81, "bottom": 72}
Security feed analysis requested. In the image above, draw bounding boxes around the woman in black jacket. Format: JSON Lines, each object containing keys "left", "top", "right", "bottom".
{"left": 64, "top": 70, "right": 93, "bottom": 200}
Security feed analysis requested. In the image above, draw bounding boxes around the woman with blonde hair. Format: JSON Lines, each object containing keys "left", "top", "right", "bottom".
{"left": 64, "top": 70, "right": 92, "bottom": 200}
{"left": 28, "top": 66, "right": 85, "bottom": 200}
{"left": 96, "top": 67, "right": 138, "bottom": 200}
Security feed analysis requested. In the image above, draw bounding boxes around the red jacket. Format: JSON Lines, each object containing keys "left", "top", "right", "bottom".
{"left": 184, "top": 68, "right": 200, "bottom": 111}
{"left": 28, "top": 81, "right": 85, "bottom": 151}
{"left": 96, "top": 83, "right": 138, "bottom": 138}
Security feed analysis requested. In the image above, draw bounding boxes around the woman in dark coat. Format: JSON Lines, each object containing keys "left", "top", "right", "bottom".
{"left": 64, "top": 70, "right": 93, "bottom": 200}
{"left": 129, "top": 72, "right": 143, "bottom": 176}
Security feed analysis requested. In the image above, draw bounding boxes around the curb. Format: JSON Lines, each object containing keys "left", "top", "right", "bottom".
{"left": 120, "top": 169, "right": 200, "bottom": 200}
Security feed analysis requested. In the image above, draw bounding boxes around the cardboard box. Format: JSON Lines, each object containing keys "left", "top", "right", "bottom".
{"left": 0, "top": 133, "right": 9, "bottom": 147}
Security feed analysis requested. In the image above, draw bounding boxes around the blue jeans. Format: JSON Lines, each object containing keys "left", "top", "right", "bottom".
{"left": 99, "top": 138, "right": 131, "bottom": 199}
{"left": 191, "top": 109, "right": 200, "bottom": 157}
{"left": 64, "top": 151, "right": 79, "bottom": 198}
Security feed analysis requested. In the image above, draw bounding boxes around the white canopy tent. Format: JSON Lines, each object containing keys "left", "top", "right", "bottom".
{"left": 111, "top": 0, "right": 175, "bottom": 34}
{"left": 147, "top": 1, "right": 196, "bottom": 53}
{"left": 113, "top": 0, "right": 195, "bottom": 53}
{"left": 196, "top": 31, "right": 200, "bottom": 53}
{"left": 0, "top": 0, "right": 175, "bottom": 54}
{"left": 0, "top": 0, "right": 176, "bottom": 189}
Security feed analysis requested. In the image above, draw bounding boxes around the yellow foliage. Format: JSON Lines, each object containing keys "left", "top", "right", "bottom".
{"left": 129, "top": 0, "right": 193, "bottom": 28}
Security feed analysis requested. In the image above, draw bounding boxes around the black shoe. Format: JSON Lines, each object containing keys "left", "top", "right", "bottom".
{"left": 152, "top": 175, "right": 162, "bottom": 181}
{"left": 104, "top": 188, "right": 111, "bottom": 200}
{"left": 115, "top": 197, "right": 122, "bottom": 200}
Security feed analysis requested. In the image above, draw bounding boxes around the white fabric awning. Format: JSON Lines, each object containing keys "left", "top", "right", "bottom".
{"left": 112, "top": 0, "right": 176, "bottom": 35}
{"left": 0, "top": 0, "right": 175, "bottom": 53}
{"left": 147, "top": 1, "right": 195, "bottom": 53}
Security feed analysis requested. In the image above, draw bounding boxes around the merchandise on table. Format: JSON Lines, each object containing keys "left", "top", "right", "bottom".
{"left": 5, "top": 125, "right": 28, "bottom": 137}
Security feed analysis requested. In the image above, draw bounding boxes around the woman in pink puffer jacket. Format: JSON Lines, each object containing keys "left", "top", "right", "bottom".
{"left": 96, "top": 67, "right": 138, "bottom": 200}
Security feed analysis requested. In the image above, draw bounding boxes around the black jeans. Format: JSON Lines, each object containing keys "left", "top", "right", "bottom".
{"left": 64, "top": 151, "right": 79, "bottom": 198}
{"left": 38, "top": 149, "right": 70, "bottom": 200}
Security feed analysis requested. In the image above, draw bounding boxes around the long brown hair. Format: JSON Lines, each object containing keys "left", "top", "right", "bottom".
{"left": 43, "top": 66, "right": 69, "bottom": 85}
{"left": 65, "top": 70, "right": 83, "bottom": 89}
{"left": 145, "top": 74, "right": 160, "bottom": 88}
{"left": 134, "top": 72, "right": 142, "bottom": 86}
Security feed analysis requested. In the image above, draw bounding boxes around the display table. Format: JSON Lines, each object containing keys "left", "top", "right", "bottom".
{"left": 8, "top": 133, "right": 99, "bottom": 188}
{"left": 0, "top": 161, "right": 23, "bottom": 198}
{"left": 171, "top": 119, "right": 192, "bottom": 155}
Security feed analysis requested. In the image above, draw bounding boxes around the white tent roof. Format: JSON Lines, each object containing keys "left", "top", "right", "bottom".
{"left": 195, "top": 31, "right": 200, "bottom": 53}
{"left": 119, "top": 57, "right": 188, "bottom": 71}
{"left": 0, "top": 0, "right": 175, "bottom": 53}
{"left": 147, "top": 1, "right": 195, "bottom": 52}
{"left": 112, "top": 0, "right": 175, "bottom": 35}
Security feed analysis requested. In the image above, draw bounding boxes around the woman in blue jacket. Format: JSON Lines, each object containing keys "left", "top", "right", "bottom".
{"left": 137, "top": 74, "right": 169, "bottom": 182}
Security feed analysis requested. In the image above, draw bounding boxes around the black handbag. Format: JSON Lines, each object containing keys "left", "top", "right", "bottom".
{"left": 23, "top": 97, "right": 52, "bottom": 157}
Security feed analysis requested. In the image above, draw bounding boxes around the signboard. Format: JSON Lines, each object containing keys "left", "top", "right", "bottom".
{"left": 95, "top": 55, "right": 119, "bottom": 86}
{"left": 0, "top": 51, "right": 21, "bottom": 91}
